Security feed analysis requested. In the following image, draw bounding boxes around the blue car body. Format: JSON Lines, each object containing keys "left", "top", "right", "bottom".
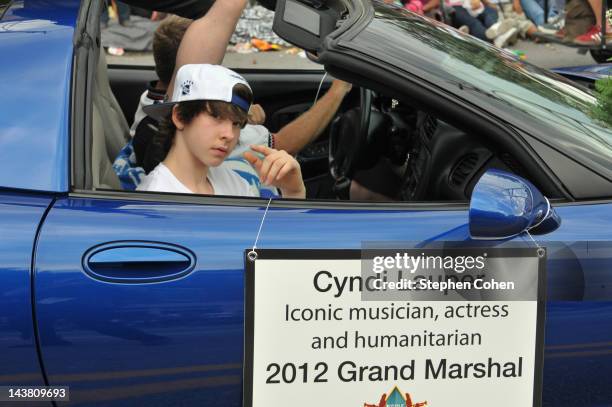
{"left": 551, "top": 63, "right": 612, "bottom": 83}
{"left": 1, "top": 0, "right": 611, "bottom": 406}
{"left": 0, "top": 1, "right": 75, "bottom": 192}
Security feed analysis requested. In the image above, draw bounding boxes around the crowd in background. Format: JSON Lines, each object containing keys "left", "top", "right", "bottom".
{"left": 103, "top": 0, "right": 610, "bottom": 54}
{"left": 385, "top": 0, "right": 610, "bottom": 47}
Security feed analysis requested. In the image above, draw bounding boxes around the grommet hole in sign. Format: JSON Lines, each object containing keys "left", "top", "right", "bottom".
{"left": 525, "top": 230, "right": 546, "bottom": 258}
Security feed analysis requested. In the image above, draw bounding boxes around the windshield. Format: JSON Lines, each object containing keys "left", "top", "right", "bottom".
{"left": 344, "top": 1, "right": 612, "bottom": 179}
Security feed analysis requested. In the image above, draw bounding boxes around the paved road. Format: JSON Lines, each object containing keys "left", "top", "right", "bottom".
{"left": 510, "top": 39, "right": 598, "bottom": 68}
{"left": 107, "top": 38, "right": 599, "bottom": 70}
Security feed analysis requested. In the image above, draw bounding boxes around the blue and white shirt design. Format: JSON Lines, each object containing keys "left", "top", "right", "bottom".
{"left": 112, "top": 140, "right": 145, "bottom": 191}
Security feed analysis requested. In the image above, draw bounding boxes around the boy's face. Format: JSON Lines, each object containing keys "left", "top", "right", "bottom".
{"left": 180, "top": 110, "right": 241, "bottom": 167}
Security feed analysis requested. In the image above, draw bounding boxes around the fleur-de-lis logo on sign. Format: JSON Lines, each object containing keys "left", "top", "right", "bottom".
{"left": 363, "top": 386, "right": 427, "bottom": 407}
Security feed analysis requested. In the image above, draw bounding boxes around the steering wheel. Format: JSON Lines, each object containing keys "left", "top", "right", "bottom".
{"left": 328, "top": 88, "right": 373, "bottom": 199}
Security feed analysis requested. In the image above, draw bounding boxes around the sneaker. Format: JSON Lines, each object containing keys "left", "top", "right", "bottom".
{"left": 547, "top": 14, "right": 563, "bottom": 25}
{"left": 554, "top": 27, "right": 566, "bottom": 38}
{"left": 458, "top": 25, "right": 470, "bottom": 34}
{"left": 517, "top": 19, "right": 535, "bottom": 39}
{"left": 494, "top": 27, "right": 519, "bottom": 48}
{"left": 107, "top": 46, "right": 125, "bottom": 56}
{"left": 554, "top": 27, "right": 575, "bottom": 42}
{"left": 538, "top": 25, "right": 558, "bottom": 35}
{"left": 486, "top": 18, "right": 515, "bottom": 40}
{"left": 538, "top": 18, "right": 564, "bottom": 35}
{"left": 574, "top": 25, "right": 612, "bottom": 45}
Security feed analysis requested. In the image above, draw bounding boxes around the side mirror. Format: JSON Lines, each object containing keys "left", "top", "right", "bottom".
{"left": 469, "top": 169, "right": 561, "bottom": 240}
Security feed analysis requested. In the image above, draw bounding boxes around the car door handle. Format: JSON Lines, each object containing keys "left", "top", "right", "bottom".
{"left": 82, "top": 241, "right": 196, "bottom": 284}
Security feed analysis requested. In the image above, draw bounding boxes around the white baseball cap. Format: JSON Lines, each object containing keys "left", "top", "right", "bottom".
{"left": 143, "top": 64, "right": 252, "bottom": 121}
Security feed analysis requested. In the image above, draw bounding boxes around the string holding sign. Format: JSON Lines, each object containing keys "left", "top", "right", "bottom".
{"left": 247, "top": 197, "right": 273, "bottom": 262}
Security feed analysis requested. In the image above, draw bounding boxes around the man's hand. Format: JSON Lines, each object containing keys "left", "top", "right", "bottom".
{"left": 244, "top": 145, "right": 306, "bottom": 199}
{"left": 248, "top": 104, "right": 266, "bottom": 125}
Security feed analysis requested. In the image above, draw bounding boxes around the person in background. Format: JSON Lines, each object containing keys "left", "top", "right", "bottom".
{"left": 382, "top": 0, "right": 425, "bottom": 13}
{"left": 516, "top": 0, "right": 561, "bottom": 32}
{"left": 101, "top": 1, "right": 131, "bottom": 28}
{"left": 422, "top": 0, "right": 443, "bottom": 17}
{"left": 483, "top": 0, "right": 538, "bottom": 45}
{"left": 451, "top": 0, "right": 500, "bottom": 41}
{"left": 421, "top": 0, "right": 501, "bottom": 40}
{"left": 404, "top": 0, "right": 426, "bottom": 14}
{"left": 573, "top": 0, "right": 611, "bottom": 44}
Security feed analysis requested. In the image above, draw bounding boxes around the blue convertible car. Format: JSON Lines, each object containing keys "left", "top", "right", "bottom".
{"left": 1, "top": 0, "right": 611, "bottom": 406}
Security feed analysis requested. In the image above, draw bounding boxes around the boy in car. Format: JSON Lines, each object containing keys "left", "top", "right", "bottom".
{"left": 137, "top": 63, "right": 306, "bottom": 198}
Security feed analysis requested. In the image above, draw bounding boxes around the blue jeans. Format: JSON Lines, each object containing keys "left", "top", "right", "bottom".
{"left": 453, "top": 6, "right": 499, "bottom": 41}
{"left": 520, "top": 0, "right": 558, "bottom": 26}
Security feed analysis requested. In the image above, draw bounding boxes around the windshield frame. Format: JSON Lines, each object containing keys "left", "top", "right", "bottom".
{"left": 325, "top": 0, "right": 612, "bottom": 182}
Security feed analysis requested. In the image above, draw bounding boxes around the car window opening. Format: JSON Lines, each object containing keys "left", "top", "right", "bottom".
{"left": 91, "top": 47, "right": 533, "bottom": 204}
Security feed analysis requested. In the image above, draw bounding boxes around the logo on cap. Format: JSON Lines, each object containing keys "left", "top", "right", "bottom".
{"left": 181, "top": 80, "right": 194, "bottom": 96}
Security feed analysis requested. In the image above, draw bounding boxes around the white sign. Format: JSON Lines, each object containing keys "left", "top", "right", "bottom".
{"left": 244, "top": 249, "right": 545, "bottom": 407}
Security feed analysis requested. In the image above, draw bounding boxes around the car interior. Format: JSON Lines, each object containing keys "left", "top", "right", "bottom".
{"left": 89, "top": 41, "right": 537, "bottom": 203}
{"left": 88, "top": 0, "right": 545, "bottom": 204}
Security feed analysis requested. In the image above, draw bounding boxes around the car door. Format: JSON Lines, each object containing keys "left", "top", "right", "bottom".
{"left": 34, "top": 189, "right": 481, "bottom": 407}
{"left": 34, "top": 194, "right": 269, "bottom": 406}
{"left": 245, "top": 200, "right": 612, "bottom": 407}
{"left": 34, "top": 191, "right": 612, "bottom": 407}
{"left": 535, "top": 203, "right": 612, "bottom": 407}
{"left": 0, "top": 192, "right": 52, "bottom": 401}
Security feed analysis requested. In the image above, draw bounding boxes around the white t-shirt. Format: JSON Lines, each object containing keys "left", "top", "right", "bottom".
{"left": 137, "top": 163, "right": 258, "bottom": 197}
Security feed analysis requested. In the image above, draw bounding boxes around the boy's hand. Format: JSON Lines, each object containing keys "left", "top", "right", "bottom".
{"left": 244, "top": 145, "right": 306, "bottom": 199}
{"left": 248, "top": 104, "right": 266, "bottom": 125}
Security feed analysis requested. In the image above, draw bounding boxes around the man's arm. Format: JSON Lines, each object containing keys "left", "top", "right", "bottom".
{"left": 512, "top": 0, "right": 523, "bottom": 13}
{"left": 423, "top": 0, "right": 440, "bottom": 12}
{"left": 273, "top": 79, "right": 352, "bottom": 155}
{"left": 167, "top": 0, "right": 248, "bottom": 97}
